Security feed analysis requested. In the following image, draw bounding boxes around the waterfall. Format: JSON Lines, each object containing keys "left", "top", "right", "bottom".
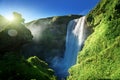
{"left": 50, "top": 16, "right": 87, "bottom": 79}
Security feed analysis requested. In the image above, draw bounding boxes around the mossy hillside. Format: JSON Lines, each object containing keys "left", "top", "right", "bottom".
{"left": 25, "top": 15, "right": 82, "bottom": 60}
{"left": 0, "top": 15, "right": 8, "bottom": 29}
{"left": 87, "top": 0, "right": 120, "bottom": 28}
{"left": 0, "top": 14, "right": 56, "bottom": 80}
{"left": 68, "top": 0, "right": 120, "bottom": 79}
{"left": 0, "top": 52, "right": 56, "bottom": 80}
{"left": 0, "top": 15, "right": 33, "bottom": 53}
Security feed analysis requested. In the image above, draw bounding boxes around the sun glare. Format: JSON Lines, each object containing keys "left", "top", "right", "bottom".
{"left": 5, "top": 15, "right": 14, "bottom": 21}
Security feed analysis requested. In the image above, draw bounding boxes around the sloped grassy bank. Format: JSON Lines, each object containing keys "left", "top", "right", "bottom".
{"left": 0, "top": 53, "right": 56, "bottom": 80}
{"left": 68, "top": 0, "right": 120, "bottom": 79}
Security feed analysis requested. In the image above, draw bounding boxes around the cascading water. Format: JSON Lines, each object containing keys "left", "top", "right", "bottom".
{"left": 50, "top": 16, "right": 88, "bottom": 79}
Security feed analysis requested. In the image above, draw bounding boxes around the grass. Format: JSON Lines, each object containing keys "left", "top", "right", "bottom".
{"left": 68, "top": 0, "right": 120, "bottom": 79}
{"left": 0, "top": 52, "right": 56, "bottom": 80}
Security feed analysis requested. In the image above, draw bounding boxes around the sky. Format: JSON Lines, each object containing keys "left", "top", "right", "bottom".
{"left": 0, "top": 0, "right": 99, "bottom": 22}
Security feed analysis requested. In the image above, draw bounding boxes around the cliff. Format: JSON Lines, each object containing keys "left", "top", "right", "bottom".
{"left": 68, "top": 0, "right": 120, "bottom": 79}
{"left": 24, "top": 15, "right": 82, "bottom": 62}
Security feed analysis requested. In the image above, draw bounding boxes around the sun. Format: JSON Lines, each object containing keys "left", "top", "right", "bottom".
{"left": 5, "top": 14, "right": 14, "bottom": 21}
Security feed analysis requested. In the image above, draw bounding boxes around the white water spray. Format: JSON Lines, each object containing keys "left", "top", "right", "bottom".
{"left": 26, "top": 23, "right": 47, "bottom": 42}
{"left": 50, "top": 16, "right": 88, "bottom": 78}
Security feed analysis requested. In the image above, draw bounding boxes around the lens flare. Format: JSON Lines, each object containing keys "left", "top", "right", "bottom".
{"left": 8, "top": 29, "right": 18, "bottom": 37}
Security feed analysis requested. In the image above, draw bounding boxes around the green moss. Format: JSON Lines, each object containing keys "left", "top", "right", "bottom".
{"left": 0, "top": 24, "right": 32, "bottom": 53}
{"left": 68, "top": 0, "right": 120, "bottom": 80}
{"left": 0, "top": 15, "right": 33, "bottom": 53}
{"left": 0, "top": 14, "right": 56, "bottom": 80}
{"left": 0, "top": 52, "right": 56, "bottom": 80}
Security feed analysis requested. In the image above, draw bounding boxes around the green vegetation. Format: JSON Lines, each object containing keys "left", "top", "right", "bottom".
{"left": 0, "top": 13, "right": 56, "bottom": 80}
{"left": 13, "top": 12, "right": 25, "bottom": 23}
{"left": 2, "top": 0, "right": 120, "bottom": 79}
{"left": 0, "top": 12, "right": 33, "bottom": 53}
{"left": 0, "top": 52, "right": 56, "bottom": 80}
{"left": 68, "top": 0, "right": 120, "bottom": 80}
{"left": 0, "top": 23, "right": 32, "bottom": 52}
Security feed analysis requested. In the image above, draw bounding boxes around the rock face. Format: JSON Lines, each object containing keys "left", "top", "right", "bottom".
{"left": 68, "top": 0, "right": 120, "bottom": 80}
{"left": 23, "top": 15, "right": 82, "bottom": 61}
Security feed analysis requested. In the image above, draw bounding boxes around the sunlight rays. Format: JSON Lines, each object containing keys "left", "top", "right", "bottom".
{"left": 5, "top": 14, "right": 14, "bottom": 22}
